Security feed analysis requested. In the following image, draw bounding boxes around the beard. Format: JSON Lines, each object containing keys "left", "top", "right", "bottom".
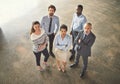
{"left": 49, "top": 13, "right": 54, "bottom": 16}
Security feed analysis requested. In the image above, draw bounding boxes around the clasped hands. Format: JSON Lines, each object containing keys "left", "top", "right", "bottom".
{"left": 38, "top": 43, "right": 46, "bottom": 51}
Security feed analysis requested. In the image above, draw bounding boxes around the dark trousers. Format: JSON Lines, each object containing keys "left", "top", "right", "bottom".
{"left": 33, "top": 48, "right": 49, "bottom": 66}
{"left": 48, "top": 33, "right": 55, "bottom": 53}
{"left": 75, "top": 52, "right": 88, "bottom": 72}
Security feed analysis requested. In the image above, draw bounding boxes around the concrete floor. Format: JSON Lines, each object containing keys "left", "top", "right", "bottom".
{"left": 0, "top": 0, "right": 120, "bottom": 84}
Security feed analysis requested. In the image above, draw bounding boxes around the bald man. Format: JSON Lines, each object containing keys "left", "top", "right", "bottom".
{"left": 70, "top": 23, "right": 96, "bottom": 78}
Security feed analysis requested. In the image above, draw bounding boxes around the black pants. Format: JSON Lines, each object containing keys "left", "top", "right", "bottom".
{"left": 48, "top": 33, "right": 55, "bottom": 53}
{"left": 33, "top": 48, "right": 49, "bottom": 66}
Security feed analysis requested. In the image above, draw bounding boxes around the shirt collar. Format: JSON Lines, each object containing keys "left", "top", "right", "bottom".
{"left": 48, "top": 15, "right": 54, "bottom": 18}
{"left": 60, "top": 34, "right": 67, "bottom": 40}
{"left": 75, "top": 13, "right": 83, "bottom": 17}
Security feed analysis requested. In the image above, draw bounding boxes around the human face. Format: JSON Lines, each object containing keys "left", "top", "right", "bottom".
{"left": 33, "top": 24, "right": 40, "bottom": 31}
{"left": 48, "top": 8, "right": 55, "bottom": 16}
{"left": 84, "top": 25, "right": 91, "bottom": 35}
{"left": 76, "top": 7, "right": 82, "bottom": 16}
{"left": 60, "top": 28, "right": 67, "bottom": 37}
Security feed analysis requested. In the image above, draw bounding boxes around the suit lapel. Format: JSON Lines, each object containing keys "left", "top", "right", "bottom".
{"left": 86, "top": 32, "right": 92, "bottom": 41}
{"left": 80, "top": 32, "right": 85, "bottom": 40}
{"left": 83, "top": 32, "right": 92, "bottom": 42}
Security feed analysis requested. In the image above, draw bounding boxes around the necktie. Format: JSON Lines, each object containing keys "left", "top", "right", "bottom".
{"left": 49, "top": 17, "right": 52, "bottom": 32}
{"left": 84, "top": 34, "right": 87, "bottom": 40}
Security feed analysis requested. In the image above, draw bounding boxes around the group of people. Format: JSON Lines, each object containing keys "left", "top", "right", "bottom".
{"left": 30, "top": 4, "right": 96, "bottom": 78}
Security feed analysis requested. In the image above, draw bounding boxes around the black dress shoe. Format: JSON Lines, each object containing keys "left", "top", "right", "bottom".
{"left": 69, "top": 49, "right": 73, "bottom": 53}
{"left": 80, "top": 71, "right": 85, "bottom": 78}
{"left": 49, "top": 52, "right": 55, "bottom": 58}
{"left": 69, "top": 55, "right": 75, "bottom": 61}
{"left": 70, "top": 63, "right": 78, "bottom": 68}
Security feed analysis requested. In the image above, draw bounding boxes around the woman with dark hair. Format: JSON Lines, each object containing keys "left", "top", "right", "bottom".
{"left": 30, "top": 21, "right": 49, "bottom": 71}
{"left": 54, "top": 24, "right": 72, "bottom": 72}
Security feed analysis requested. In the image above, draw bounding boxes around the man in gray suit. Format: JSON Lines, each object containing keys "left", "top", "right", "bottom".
{"left": 70, "top": 23, "right": 96, "bottom": 78}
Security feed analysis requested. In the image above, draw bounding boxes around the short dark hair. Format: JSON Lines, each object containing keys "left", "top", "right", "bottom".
{"left": 48, "top": 5, "right": 56, "bottom": 12}
{"left": 77, "top": 4, "right": 83, "bottom": 11}
{"left": 60, "top": 24, "right": 68, "bottom": 31}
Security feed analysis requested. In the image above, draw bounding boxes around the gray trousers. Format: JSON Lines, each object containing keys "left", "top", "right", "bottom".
{"left": 71, "top": 31, "right": 79, "bottom": 55}
{"left": 72, "top": 31, "right": 79, "bottom": 43}
{"left": 75, "top": 51, "right": 88, "bottom": 72}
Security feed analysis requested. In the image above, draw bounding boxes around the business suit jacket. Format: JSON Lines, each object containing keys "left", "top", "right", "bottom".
{"left": 74, "top": 30, "right": 96, "bottom": 57}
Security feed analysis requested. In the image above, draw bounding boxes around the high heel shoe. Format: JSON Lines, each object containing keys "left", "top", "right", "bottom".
{"left": 43, "top": 62, "right": 50, "bottom": 68}
{"left": 61, "top": 67, "right": 66, "bottom": 72}
{"left": 58, "top": 67, "right": 61, "bottom": 71}
{"left": 37, "top": 66, "right": 44, "bottom": 72}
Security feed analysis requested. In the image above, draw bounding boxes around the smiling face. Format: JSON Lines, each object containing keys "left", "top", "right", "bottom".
{"left": 76, "top": 7, "right": 82, "bottom": 15}
{"left": 84, "top": 23, "right": 92, "bottom": 35}
{"left": 60, "top": 28, "right": 67, "bottom": 37}
{"left": 30, "top": 21, "right": 41, "bottom": 34}
{"left": 48, "top": 8, "right": 55, "bottom": 16}
{"left": 33, "top": 24, "right": 40, "bottom": 31}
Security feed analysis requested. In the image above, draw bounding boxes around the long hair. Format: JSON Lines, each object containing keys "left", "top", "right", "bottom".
{"left": 30, "top": 21, "right": 40, "bottom": 35}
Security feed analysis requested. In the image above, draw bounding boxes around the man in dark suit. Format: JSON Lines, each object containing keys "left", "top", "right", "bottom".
{"left": 70, "top": 23, "right": 96, "bottom": 78}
